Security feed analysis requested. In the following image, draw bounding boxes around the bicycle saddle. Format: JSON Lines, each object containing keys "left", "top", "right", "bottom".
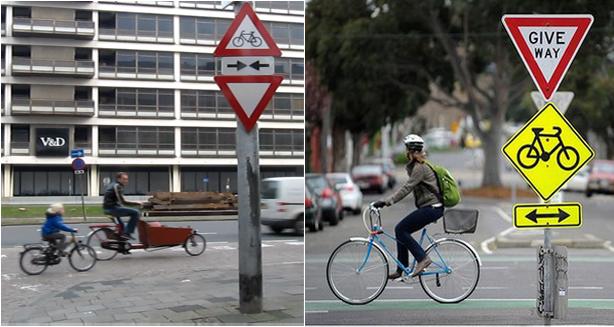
{"left": 532, "top": 127, "right": 544, "bottom": 133}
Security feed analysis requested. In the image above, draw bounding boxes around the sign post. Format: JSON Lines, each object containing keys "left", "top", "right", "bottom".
{"left": 71, "top": 156, "right": 87, "bottom": 222}
{"left": 502, "top": 14, "right": 594, "bottom": 321}
{"left": 214, "top": 1, "right": 283, "bottom": 314}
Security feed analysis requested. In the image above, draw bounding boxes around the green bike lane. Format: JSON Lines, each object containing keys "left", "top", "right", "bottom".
{"left": 305, "top": 193, "right": 614, "bottom": 325}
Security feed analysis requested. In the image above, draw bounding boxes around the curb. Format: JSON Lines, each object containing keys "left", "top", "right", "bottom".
{"left": 495, "top": 236, "right": 607, "bottom": 249}
{"left": 1, "top": 215, "right": 238, "bottom": 226}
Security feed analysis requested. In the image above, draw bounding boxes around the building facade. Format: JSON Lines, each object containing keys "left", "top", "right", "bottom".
{"left": 1, "top": 1, "right": 304, "bottom": 197}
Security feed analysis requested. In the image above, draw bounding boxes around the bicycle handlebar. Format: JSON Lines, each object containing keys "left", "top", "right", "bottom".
{"left": 362, "top": 203, "right": 383, "bottom": 234}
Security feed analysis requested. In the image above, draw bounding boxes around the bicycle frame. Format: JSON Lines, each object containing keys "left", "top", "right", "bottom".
{"left": 357, "top": 226, "right": 450, "bottom": 277}
{"left": 529, "top": 127, "right": 564, "bottom": 158}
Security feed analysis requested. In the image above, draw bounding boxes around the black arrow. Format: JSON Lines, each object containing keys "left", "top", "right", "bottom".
{"left": 249, "top": 60, "right": 270, "bottom": 70}
{"left": 227, "top": 61, "right": 247, "bottom": 70}
{"left": 525, "top": 208, "right": 570, "bottom": 224}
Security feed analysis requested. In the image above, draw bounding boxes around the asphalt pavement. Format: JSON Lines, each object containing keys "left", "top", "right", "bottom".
{"left": 1, "top": 220, "right": 304, "bottom": 325}
{"left": 305, "top": 185, "right": 614, "bottom": 325}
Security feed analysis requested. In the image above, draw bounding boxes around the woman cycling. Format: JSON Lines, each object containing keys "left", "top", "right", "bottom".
{"left": 373, "top": 134, "right": 444, "bottom": 280}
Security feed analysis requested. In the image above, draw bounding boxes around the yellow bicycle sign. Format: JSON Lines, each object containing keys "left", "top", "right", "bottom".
{"left": 502, "top": 103, "right": 594, "bottom": 201}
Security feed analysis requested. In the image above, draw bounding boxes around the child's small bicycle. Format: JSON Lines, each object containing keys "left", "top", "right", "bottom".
{"left": 326, "top": 204, "right": 481, "bottom": 304}
{"left": 19, "top": 232, "right": 97, "bottom": 275}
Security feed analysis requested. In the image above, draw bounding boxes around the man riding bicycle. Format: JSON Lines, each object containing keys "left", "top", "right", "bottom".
{"left": 373, "top": 134, "right": 444, "bottom": 280}
{"left": 103, "top": 172, "right": 142, "bottom": 240}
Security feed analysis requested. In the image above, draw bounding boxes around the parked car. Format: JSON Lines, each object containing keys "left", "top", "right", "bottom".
{"left": 423, "top": 128, "right": 454, "bottom": 149}
{"left": 326, "top": 173, "right": 363, "bottom": 214}
{"left": 368, "top": 158, "right": 397, "bottom": 189}
{"left": 306, "top": 173, "right": 343, "bottom": 225}
{"left": 563, "top": 166, "right": 589, "bottom": 192}
{"left": 351, "top": 165, "right": 389, "bottom": 194}
{"left": 586, "top": 160, "right": 614, "bottom": 197}
{"left": 305, "top": 185, "right": 324, "bottom": 232}
{"left": 260, "top": 177, "right": 305, "bottom": 235}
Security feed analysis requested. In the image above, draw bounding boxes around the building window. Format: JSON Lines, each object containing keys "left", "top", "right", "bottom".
{"left": 99, "top": 12, "right": 174, "bottom": 41}
{"left": 180, "top": 167, "right": 237, "bottom": 193}
{"left": 11, "top": 125, "right": 30, "bottom": 150}
{"left": 99, "top": 126, "right": 175, "bottom": 155}
{"left": 179, "top": 16, "right": 232, "bottom": 42}
{"left": 181, "top": 127, "right": 236, "bottom": 153}
{"left": 99, "top": 50, "right": 174, "bottom": 78}
{"left": 99, "top": 88, "right": 174, "bottom": 117}
{"left": 275, "top": 58, "right": 303, "bottom": 81}
{"left": 259, "top": 129, "right": 303, "bottom": 153}
{"left": 99, "top": 167, "right": 169, "bottom": 195}
{"left": 13, "top": 166, "right": 85, "bottom": 196}
{"left": 263, "top": 22, "right": 304, "bottom": 47}
{"left": 74, "top": 126, "right": 91, "bottom": 151}
{"left": 180, "top": 53, "right": 217, "bottom": 78}
{"left": 180, "top": 90, "right": 233, "bottom": 117}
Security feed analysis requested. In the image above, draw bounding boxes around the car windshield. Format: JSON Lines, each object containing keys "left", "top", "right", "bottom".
{"left": 328, "top": 176, "right": 348, "bottom": 185}
{"left": 352, "top": 165, "right": 381, "bottom": 175}
{"left": 261, "top": 180, "right": 279, "bottom": 199}
{"left": 306, "top": 175, "right": 328, "bottom": 191}
{"left": 595, "top": 162, "right": 614, "bottom": 174}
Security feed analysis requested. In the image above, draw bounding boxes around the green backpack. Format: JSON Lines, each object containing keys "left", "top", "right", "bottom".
{"left": 425, "top": 161, "right": 461, "bottom": 207}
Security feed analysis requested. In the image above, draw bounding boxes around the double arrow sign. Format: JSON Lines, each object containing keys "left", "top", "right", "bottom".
{"left": 513, "top": 203, "right": 581, "bottom": 228}
{"left": 221, "top": 56, "right": 274, "bottom": 75}
{"left": 227, "top": 60, "right": 269, "bottom": 71}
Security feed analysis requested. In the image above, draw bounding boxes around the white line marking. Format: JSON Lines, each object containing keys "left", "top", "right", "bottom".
{"left": 569, "top": 286, "right": 604, "bottom": 290}
{"left": 475, "top": 286, "right": 509, "bottom": 290}
{"left": 480, "top": 206, "right": 515, "bottom": 254}
{"left": 208, "top": 241, "right": 229, "bottom": 244}
{"left": 305, "top": 287, "right": 318, "bottom": 290}
{"left": 286, "top": 242, "right": 304, "bottom": 246}
{"left": 281, "top": 261, "right": 303, "bottom": 265}
{"left": 200, "top": 232, "right": 217, "bottom": 235}
{"left": 266, "top": 240, "right": 298, "bottom": 243}
{"left": 492, "top": 206, "right": 512, "bottom": 223}
{"left": 604, "top": 241, "right": 614, "bottom": 253}
{"left": 261, "top": 244, "right": 274, "bottom": 248}
{"left": 306, "top": 310, "right": 329, "bottom": 314}
{"left": 480, "top": 266, "right": 509, "bottom": 270}
{"left": 211, "top": 246, "right": 236, "bottom": 250}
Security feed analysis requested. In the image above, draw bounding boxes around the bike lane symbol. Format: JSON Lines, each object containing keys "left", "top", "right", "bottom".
{"left": 502, "top": 103, "right": 594, "bottom": 202}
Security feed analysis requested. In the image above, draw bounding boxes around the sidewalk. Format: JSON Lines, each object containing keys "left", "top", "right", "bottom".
{"left": 1, "top": 239, "right": 304, "bottom": 325}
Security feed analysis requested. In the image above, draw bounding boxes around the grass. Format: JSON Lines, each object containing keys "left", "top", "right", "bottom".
{"left": 1, "top": 204, "right": 105, "bottom": 219}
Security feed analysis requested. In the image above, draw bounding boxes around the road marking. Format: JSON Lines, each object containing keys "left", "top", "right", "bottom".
{"left": 370, "top": 286, "right": 413, "bottom": 290}
{"left": 480, "top": 266, "right": 509, "bottom": 270}
{"left": 604, "top": 241, "right": 614, "bottom": 253}
{"left": 281, "top": 261, "right": 303, "bottom": 265}
{"left": 261, "top": 243, "right": 274, "bottom": 248}
{"left": 211, "top": 246, "right": 236, "bottom": 250}
{"left": 569, "top": 286, "right": 604, "bottom": 290}
{"left": 305, "top": 287, "right": 318, "bottom": 290}
{"left": 208, "top": 241, "right": 229, "bottom": 244}
{"left": 480, "top": 206, "right": 515, "bottom": 254}
{"left": 266, "top": 240, "right": 298, "bottom": 243}
{"left": 306, "top": 310, "right": 329, "bottom": 314}
{"left": 474, "top": 286, "right": 509, "bottom": 290}
{"left": 286, "top": 241, "right": 304, "bottom": 246}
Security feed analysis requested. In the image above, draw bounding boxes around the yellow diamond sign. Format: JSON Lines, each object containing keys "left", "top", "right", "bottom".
{"left": 502, "top": 103, "right": 594, "bottom": 201}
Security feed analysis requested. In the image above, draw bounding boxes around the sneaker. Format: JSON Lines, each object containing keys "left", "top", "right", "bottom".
{"left": 410, "top": 257, "right": 433, "bottom": 278}
{"left": 388, "top": 270, "right": 403, "bottom": 280}
{"left": 119, "top": 234, "right": 134, "bottom": 241}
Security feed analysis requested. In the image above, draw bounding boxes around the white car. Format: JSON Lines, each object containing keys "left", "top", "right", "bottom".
{"left": 260, "top": 177, "right": 305, "bottom": 235}
{"left": 326, "top": 173, "right": 363, "bottom": 214}
{"left": 563, "top": 166, "right": 589, "bottom": 192}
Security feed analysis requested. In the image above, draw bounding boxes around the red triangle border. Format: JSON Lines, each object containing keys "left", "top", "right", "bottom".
{"left": 214, "top": 75, "right": 284, "bottom": 132}
{"left": 502, "top": 15, "right": 593, "bottom": 100}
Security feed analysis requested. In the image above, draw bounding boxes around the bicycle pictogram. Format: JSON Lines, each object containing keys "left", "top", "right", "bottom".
{"left": 232, "top": 30, "right": 263, "bottom": 47}
{"left": 517, "top": 126, "right": 580, "bottom": 171}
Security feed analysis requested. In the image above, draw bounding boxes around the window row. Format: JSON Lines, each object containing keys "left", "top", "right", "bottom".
{"left": 178, "top": 1, "right": 304, "bottom": 14}
{"left": 99, "top": 126, "right": 175, "bottom": 151}
{"left": 181, "top": 90, "right": 304, "bottom": 118}
{"left": 99, "top": 50, "right": 173, "bottom": 75}
{"left": 99, "top": 12, "right": 173, "bottom": 39}
{"left": 181, "top": 127, "right": 304, "bottom": 152}
{"left": 180, "top": 53, "right": 304, "bottom": 80}
{"left": 99, "top": 88, "right": 174, "bottom": 114}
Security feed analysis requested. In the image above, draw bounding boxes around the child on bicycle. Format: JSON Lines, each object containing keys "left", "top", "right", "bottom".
{"left": 41, "top": 203, "right": 78, "bottom": 256}
{"left": 373, "top": 134, "right": 444, "bottom": 280}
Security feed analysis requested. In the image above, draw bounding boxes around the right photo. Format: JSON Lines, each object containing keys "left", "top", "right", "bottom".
{"left": 305, "top": 0, "right": 614, "bottom": 325}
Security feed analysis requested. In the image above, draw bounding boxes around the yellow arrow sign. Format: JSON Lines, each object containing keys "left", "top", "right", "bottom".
{"left": 513, "top": 202, "right": 582, "bottom": 229}
{"left": 502, "top": 103, "right": 595, "bottom": 201}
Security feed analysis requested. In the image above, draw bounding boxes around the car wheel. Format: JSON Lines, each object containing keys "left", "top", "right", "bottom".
{"left": 294, "top": 214, "right": 305, "bottom": 236}
{"left": 328, "top": 212, "right": 339, "bottom": 226}
{"left": 378, "top": 186, "right": 385, "bottom": 194}
{"left": 338, "top": 209, "right": 344, "bottom": 221}
{"left": 586, "top": 190, "right": 593, "bottom": 197}
{"left": 271, "top": 226, "right": 284, "bottom": 234}
{"left": 318, "top": 215, "right": 324, "bottom": 230}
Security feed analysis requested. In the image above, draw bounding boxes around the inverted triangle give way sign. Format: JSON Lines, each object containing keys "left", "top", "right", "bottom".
{"left": 215, "top": 75, "right": 283, "bottom": 131}
{"left": 502, "top": 15, "right": 593, "bottom": 101}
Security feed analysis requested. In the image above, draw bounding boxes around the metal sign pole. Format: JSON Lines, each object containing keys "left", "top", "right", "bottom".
{"left": 233, "top": 1, "right": 263, "bottom": 314}
{"left": 81, "top": 173, "right": 87, "bottom": 222}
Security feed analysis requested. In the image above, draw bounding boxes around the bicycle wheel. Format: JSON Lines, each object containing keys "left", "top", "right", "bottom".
{"left": 557, "top": 146, "right": 579, "bottom": 171}
{"left": 517, "top": 144, "right": 539, "bottom": 169}
{"left": 19, "top": 247, "right": 48, "bottom": 275}
{"left": 326, "top": 240, "right": 389, "bottom": 305}
{"left": 68, "top": 244, "right": 97, "bottom": 272}
{"left": 184, "top": 233, "right": 206, "bottom": 256}
{"left": 419, "top": 239, "right": 480, "bottom": 303}
{"left": 87, "top": 228, "right": 118, "bottom": 261}
{"left": 251, "top": 37, "right": 263, "bottom": 47}
{"left": 232, "top": 36, "right": 244, "bottom": 47}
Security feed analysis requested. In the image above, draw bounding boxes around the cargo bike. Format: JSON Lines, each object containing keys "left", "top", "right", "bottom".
{"left": 86, "top": 216, "right": 206, "bottom": 260}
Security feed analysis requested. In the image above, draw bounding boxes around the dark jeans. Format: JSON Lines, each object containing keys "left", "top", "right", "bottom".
{"left": 395, "top": 206, "right": 444, "bottom": 269}
{"left": 43, "top": 233, "right": 67, "bottom": 251}
{"left": 104, "top": 206, "right": 140, "bottom": 235}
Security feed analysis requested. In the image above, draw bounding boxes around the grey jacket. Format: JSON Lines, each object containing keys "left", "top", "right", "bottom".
{"left": 384, "top": 161, "right": 441, "bottom": 208}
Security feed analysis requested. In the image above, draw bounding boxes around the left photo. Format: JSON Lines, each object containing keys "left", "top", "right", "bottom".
{"left": 1, "top": 1, "right": 305, "bottom": 325}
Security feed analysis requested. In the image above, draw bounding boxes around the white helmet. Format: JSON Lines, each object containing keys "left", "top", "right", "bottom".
{"left": 403, "top": 134, "right": 424, "bottom": 152}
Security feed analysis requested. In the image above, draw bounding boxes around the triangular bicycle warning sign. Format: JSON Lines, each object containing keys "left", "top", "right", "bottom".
{"left": 214, "top": 3, "right": 282, "bottom": 57}
{"left": 502, "top": 15, "right": 593, "bottom": 101}
{"left": 214, "top": 75, "right": 283, "bottom": 131}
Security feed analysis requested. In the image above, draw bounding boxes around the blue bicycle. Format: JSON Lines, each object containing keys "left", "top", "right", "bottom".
{"left": 326, "top": 204, "right": 481, "bottom": 304}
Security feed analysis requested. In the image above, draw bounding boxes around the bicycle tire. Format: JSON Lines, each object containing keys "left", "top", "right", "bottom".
{"left": 326, "top": 239, "right": 389, "bottom": 305}
{"left": 557, "top": 146, "right": 580, "bottom": 171}
{"left": 232, "top": 36, "right": 245, "bottom": 47}
{"left": 184, "top": 233, "right": 206, "bottom": 256}
{"left": 517, "top": 144, "right": 539, "bottom": 169}
{"left": 419, "top": 239, "right": 480, "bottom": 303}
{"left": 251, "top": 37, "right": 263, "bottom": 47}
{"left": 87, "top": 228, "right": 119, "bottom": 261}
{"left": 68, "top": 244, "right": 97, "bottom": 272}
{"left": 19, "top": 247, "right": 48, "bottom": 275}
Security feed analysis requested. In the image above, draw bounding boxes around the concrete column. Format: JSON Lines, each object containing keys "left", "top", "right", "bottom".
{"left": 173, "top": 52, "right": 180, "bottom": 82}
{"left": 92, "top": 86, "right": 99, "bottom": 117}
{"left": 92, "top": 48, "right": 99, "bottom": 79}
{"left": 6, "top": 45, "right": 12, "bottom": 77}
{"left": 90, "top": 164, "right": 99, "bottom": 196}
{"left": 174, "top": 89, "right": 181, "bottom": 119}
{"left": 92, "top": 9, "right": 99, "bottom": 40}
{"left": 3, "top": 123, "right": 10, "bottom": 158}
{"left": 174, "top": 126, "right": 181, "bottom": 158}
{"left": 6, "top": 6, "right": 13, "bottom": 36}
{"left": 2, "top": 164, "right": 12, "bottom": 197}
{"left": 173, "top": 14, "right": 180, "bottom": 45}
{"left": 92, "top": 125, "right": 99, "bottom": 156}
{"left": 172, "top": 165, "right": 181, "bottom": 192}
{"left": 4, "top": 83, "right": 11, "bottom": 116}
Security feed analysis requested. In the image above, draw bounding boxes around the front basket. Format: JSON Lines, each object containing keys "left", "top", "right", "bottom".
{"left": 443, "top": 209, "right": 478, "bottom": 234}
